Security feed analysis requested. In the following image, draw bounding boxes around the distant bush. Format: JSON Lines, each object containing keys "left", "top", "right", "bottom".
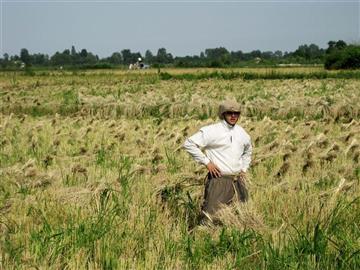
{"left": 209, "top": 60, "right": 223, "bottom": 68}
{"left": 24, "top": 67, "right": 35, "bottom": 76}
{"left": 325, "top": 45, "right": 360, "bottom": 70}
{"left": 77, "top": 63, "right": 114, "bottom": 69}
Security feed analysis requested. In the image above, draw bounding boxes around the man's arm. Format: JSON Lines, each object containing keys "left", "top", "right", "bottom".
{"left": 183, "top": 131, "right": 210, "bottom": 166}
{"left": 183, "top": 131, "right": 222, "bottom": 178}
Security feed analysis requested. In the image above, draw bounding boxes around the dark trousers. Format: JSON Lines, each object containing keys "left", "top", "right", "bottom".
{"left": 202, "top": 173, "right": 248, "bottom": 215}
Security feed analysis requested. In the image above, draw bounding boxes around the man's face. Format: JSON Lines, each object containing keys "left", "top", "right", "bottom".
{"left": 224, "top": 111, "right": 240, "bottom": 126}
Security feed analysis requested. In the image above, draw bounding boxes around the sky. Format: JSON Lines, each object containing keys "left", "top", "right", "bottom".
{"left": 0, "top": 0, "right": 359, "bottom": 58}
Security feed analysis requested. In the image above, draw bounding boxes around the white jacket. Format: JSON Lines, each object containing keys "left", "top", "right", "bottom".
{"left": 183, "top": 120, "right": 252, "bottom": 175}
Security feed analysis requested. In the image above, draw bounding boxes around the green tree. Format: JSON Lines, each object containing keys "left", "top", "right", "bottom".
{"left": 231, "top": 50, "right": 244, "bottom": 62}
{"left": 261, "top": 51, "right": 274, "bottom": 60}
{"left": 32, "top": 53, "right": 49, "bottom": 66}
{"left": 250, "top": 50, "right": 261, "bottom": 58}
{"left": 205, "top": 47, "right": 229, "bottom": 60}
{"left": 326, "top": 40, "right": 347, "bottom": 54}
{"left": 50, "top": 51, "right": 71, "bottom": 66}
{"left": 109, "top": 52, "right": 122, "bottom": 65}
{"left": 0, "top": 53, "right": 10, "bottom": 68}
{"left": 145, "top": 50, "right": 154, "bottom": 63}
{"left": 335, "top": 40, "right": 347, "bottom": 50}
{"left": 80, "top": 49, "right": 88, "bottom": 58}
{"left": 20, "top": 48, "right": 31, "bottom": 65}
{"left": 274, "top": 50, "right": 283, "bottom": 58}
{"left": 71, "top": 46, "right": 77, "bottom": 57}
{"left": 121, "top": 49, "right": 132, "bottom": 65}
{"left": 325, "top": 45, "right": 360, "bottom": 69}
{"left": 293, "top": 44, "right": 323, "bottom": 60}
{"left": 156, "top": 48, "right": 173, "bottom": 64}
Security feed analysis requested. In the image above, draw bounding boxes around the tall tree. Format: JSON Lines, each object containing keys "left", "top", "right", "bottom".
{"left": 109, "top": 52, "right": 122, "bottom": 64}
{"left": 250, "top": 50, "right": 261, "bottom": 58}
{"left": 145, "top": 50, "right": 154, "bottom": 63}
{"left": 156, "top": 48, "right": 173, "bottom": 64}
{"left": 205, "top": 47, "right": 229, "bottom": 60}
{"left": 20, "top": 48, "right": 31, "bottom": 65}
{"left": 121, "top": 49, "right": 132, "bottom": 64}
{"left": 231, "top": 50, "right": 244, "bottom": 62}
{"left": 326, "top": 40, "right": 346, "bottom": 54}
{"left": 80, "top": 49, "right": 88, "bottom": 58}
{"left": 335, "top": 40, "right": 347, "bottom": 50}
{"left": 32, "top": 53, "right": 49, "bottom": 66}
{"left": 71, "top": 46, "right": 77, "bottom": 57}
{"left": 274, "top": 50, "right": 283, "bottom": 58}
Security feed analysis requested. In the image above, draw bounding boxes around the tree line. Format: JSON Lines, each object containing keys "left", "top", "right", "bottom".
{"left": 0, "top": 40, "right": 358, "bottom": 70}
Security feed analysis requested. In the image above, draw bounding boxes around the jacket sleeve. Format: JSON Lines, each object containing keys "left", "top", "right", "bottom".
{"left": 241, "top": 138, "right": 252, "bottom": 172}
{"left": 183, "top": 130, "right": 211, "bottom": 166}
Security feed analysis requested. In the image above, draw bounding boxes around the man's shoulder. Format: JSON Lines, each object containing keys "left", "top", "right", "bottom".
{"left": 199, "top": 122, "right": 223, "bottom": 132}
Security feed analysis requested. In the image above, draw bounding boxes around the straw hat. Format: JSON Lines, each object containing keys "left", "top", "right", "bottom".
{"left": 218, "top": 100, "right": 241, "bottom": 120}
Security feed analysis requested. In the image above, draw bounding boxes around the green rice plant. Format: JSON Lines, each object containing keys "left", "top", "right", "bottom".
{"left": 62, "top": 172, "right": 87, "bottom": 187}
{"left": 24, "top": 67, "right": 35, "bottom": 76}
{"left": 182, "top": 228, "right": 262, "bottom": 269}
{"left": 314, "top": 176, "right": 337, "bottom": 189}
{"left": 10, "top": 72, "right": 18, "bottom": 87}
{"left": 355, "top": 167, "right": 360, "bottom": 180}
{"left": 59, "top": 88, "right": 79, "bottom": 115}
{"left": 116, "top": 155, "right": 135, "bottom": 203}
{"left": 158, "top": 183, "right": 184, "bottom": 217}
{"left": 287, "top": 198, "right": 360, "bottom": 269}
{"left": 164, "top": 147, "right": 181, "bottom": 174}
{"left": 29, "top": 206, "right": 112, "bottom": 266}
{"left": 27, "top": 106, "right": 53, "bottom": 117}
{"left": 1, "top": 224, "right": 24, "bottom": 266}
{"left": 157, "top": 182, "right": 199, "bottom": 229}
{"left": 95, "top": 144, "right": 107, "bottom": 166}
{"left": 25, "top": 187, "right": 132, "bottom": 268}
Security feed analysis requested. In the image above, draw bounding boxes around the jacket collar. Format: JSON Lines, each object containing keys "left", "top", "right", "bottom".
{"left": 221, "top": 120, "right": 235, "bottom": 130}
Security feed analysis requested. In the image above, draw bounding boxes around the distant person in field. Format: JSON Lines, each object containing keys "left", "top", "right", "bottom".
{"left": 183, "top": 100, "right": 252, "bottom": 223}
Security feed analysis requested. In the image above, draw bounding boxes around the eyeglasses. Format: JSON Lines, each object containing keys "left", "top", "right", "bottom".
{"left": 225, "top": 111, "right": 240, "bottom": 116}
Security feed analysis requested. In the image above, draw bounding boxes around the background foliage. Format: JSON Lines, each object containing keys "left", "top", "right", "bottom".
{"left": 2, "top": 40, "right": 359, "bottom": 70}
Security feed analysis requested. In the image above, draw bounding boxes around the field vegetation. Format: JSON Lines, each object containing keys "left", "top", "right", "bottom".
{"left": 0, "top": 68, "right": 359, "bottom": 269}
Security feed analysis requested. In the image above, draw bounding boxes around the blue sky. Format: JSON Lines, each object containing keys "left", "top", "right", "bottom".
{"left": 1, "top": 0, "right": 359, "bottom": 57}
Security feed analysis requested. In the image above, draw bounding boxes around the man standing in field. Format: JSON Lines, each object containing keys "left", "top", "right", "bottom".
{"left": 183, "top": 100, "right": 252, "bottom": 222}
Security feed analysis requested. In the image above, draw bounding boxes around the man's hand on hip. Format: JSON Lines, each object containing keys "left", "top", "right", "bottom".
{"left": 206, "top": 162, "right": 222, "bottom": 178}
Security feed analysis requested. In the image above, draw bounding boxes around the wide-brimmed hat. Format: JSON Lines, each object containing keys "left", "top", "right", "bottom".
{"left": 218, "top": 100, "right": 241, "bottom": 119}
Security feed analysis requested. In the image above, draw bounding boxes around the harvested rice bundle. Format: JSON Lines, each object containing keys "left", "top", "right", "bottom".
{"left": 319, "top": 148, "right": 338, "bottom": 163}
{"left": 342, "top": 119, "right": 358, "bottom": 130}
{"left": 302, "top": 149, "right": 315, "bottom": 173}
{"left": 315, "top": 133, "right": 329, "bottom": 148}
{"left": 346, "top": 139, "right": 359, "bottom": 155}
{"left": 275, "top": 161, "right": 290, "bottom": 178}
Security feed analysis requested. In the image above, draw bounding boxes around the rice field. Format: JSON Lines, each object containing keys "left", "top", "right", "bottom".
{"left": 0, "top": 69, "right": 359, "bottom": 269}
